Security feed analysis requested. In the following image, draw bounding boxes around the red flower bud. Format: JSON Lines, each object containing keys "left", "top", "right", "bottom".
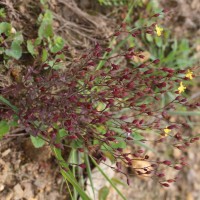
{"left": 128, "top": 47, "right": 135, "bottom": 51}
{"left": 121, "top": 23, "right": 126, "bottom": 28}
{"left": 167, "top": 179, "right": 175, "bottom": 183}
{"left": 162, "top": 183, "right": 170, "bottom": 187}
{"left": 137, "top": 149, "right": 144, "bottom": 154}
{"left": 163, "top": 160, "right": 171, "bottom": 165}
{"left": 108, "top": 137, "right": 116, "bottom": 141}
{"left": 79, "top": 163, "right": 86, "bottom": 169}
{"left": 56, "top": 59, "right": 61, "bottom": 62}
{"left": 105, "top": 48, "right": 112, "bottom": 52}
{"left": 68, "top": 135, "right": 78, "bottom": 140}
{"left": 127, "top": 178, "right": 130, "bottom": 185}
{"left": 167, "top": 125, "right": 177, "bottom": 129}
{"left": 144, "top": 69, "right": 153, "bottom": 75}
{"left": 157, "top": 173, "right": 165, "bottom": 177}
{"left": 151, "top": 164, "right": 157, "bottom": 168}
{"left": 146, "top": 30, "right": 153, "bottom": 34}
{"left": 138, "top": 63, "right": 147, "bottom": 68}
{"left": 152, "top": 59, "right": 160, "bottom": 64}
{"left": 78, "top": 148, "right": 84, "bottom": 152}
{"left": 152, "top": 13, "right": 160, "bottom": 17}
{"left": 162, "top": 67, "right": 174, "bottom": 73}
{"left": 116, "top": 162, "right": 122, "bottom": 170}
{"left": 174, "top": 165, "right": 182, "bottom": 170}
{"left": 54, "top": 143, "right": 64, "bottom": 149}
{"left": 114, "top": 32, "right": 120, "bottom": 36}
{"left": 117, "top": 148, "right": 123, "bottom": 152}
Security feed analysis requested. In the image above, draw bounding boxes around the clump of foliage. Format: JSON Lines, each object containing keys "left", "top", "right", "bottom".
{"left": 0, "top": 5, "right": 199, "bottom": 199}
{"left": 27, "top": 9, "right": 65, "bottom": 62}
{"left": 0, "top": 8, "right": 23, "bottom": 60}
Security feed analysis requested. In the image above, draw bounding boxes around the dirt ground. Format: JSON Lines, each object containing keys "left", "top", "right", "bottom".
{"left": 0, "top": 0, "right": 200, "bottom": 199}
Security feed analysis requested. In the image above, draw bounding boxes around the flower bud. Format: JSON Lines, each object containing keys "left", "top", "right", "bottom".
{"left": 162, "top": 183, "right": 170, "bottom": 187}
{"left": 114, "top": 32, "right": 120, "bottom": 36}
{"left": 79, "top": 163, "right": 86, "bottom": 169}
{"left": 174, "top": 165, "right": 182, "bottom": 170}
{"left": 163, "top": 160, "right": 171, "bottom": 165}
{"left": 152, "top": 59, "right": 160, "bottom": 64}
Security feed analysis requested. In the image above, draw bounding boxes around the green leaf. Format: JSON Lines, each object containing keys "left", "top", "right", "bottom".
{"left": 132, "top": 132, "right": 144, "bottom": 140}
{"left": 34, "top": 38, "right": 42, "bottom": 46}
{"left": 71, "top": 139, "right": 83, "bottom": 149}
{"left": 0, "top": 8, "right": 6, "bottom": 18}
{"left": 30, "top": 135, "right": 45, "bottom": 148}
{"left": 0, "top": 120, "right": 9, "bottom": 139}
{"left": 42, "top": 48, "right": 48, "bottom": 62}
{"left": 146, "top": 34, "right": 153, "bottom": 42}
{"left": 38, "top": 10, "right": 53, "bottom": 39}
{"left": 8, "top": 114, "right": 19, "bottom": 127}
{"left": 0, "top": 22, "right": 11, "bottom": 35}
{"left": 38, "top": 23, "right": 53, "bottom": 38}
{"left": 155, "top": 36, "right": 162, "bottom": 47}
{"left": 162, "top": 51, "right": 175, "bottom": 64}
{"left": 53, "top": 148, "right": 65, "bottom": 164}
{"left": 58, "top": 129, "right": 67, "bottom": 138}
{"left": 98, "top": 186, "right": 109, "bottom": 200}
{"left": 5, "top": 40, "right": 22, "bottom": 59}
{"left": 50, "top": 36, "right": 65, "bottom": 53}
{"left": 172, "top": 38, "right": 178, "bottom": 52}
{"left": 27, "top": 40, "right": 37, "bottom": 56}
{"left": 13, "top": 33, "right": 23, "bottom": 44}
{"left": 40, "top": 0, "right": 48, "bottom": 5}
{"left": 0, "top": 47, "right": 4, "bottom": 54}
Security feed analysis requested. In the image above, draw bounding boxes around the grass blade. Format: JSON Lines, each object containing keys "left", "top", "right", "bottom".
{"left": 84, "top": 154, "right": 95, "bottom": 199}
{"left": 90, "top": 156, "right": 127, "bottom": 200}
{"left": 65, "top": 180, "right": 75, "bottom": 200}
{"left": 168, "top": 111, "right": 200, "bottom": 116}
{"left": 53, "top": 148, "right": 91, "bottom": 200}
{"left": 60, "top": 169, "right": 91, "bottom": 200}
{"left": 0, "top": 95, "right": 18, "bottom": 113}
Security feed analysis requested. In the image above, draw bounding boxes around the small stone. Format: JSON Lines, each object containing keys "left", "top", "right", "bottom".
{"left": 13, "top": 184, "right": 24, "bottom": 199}
{"left": 0, "top": 184, "right": 5, "bottom": 191}
{"left": 2, "top": 149, "right": 11, "bottom": 157}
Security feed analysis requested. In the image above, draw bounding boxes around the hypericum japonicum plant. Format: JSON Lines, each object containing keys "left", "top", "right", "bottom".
{"left": 0, "top": 9, "right": 199, "bottom": 188}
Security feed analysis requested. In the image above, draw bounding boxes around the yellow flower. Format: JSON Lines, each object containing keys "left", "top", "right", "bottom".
{"left": 164, "top": 127, "right": 171, "bottom": 134}
{"left": 178, "top": 82, "right": 186, "bottom": 94}
{"left": 163, "top": 127, "right": 171, "bottom": 136}
{"left": 185, "top": 70, "right": 193, "bottom": 80}
{"left": 155, "top": 25, "right": 163, "bottom": 36}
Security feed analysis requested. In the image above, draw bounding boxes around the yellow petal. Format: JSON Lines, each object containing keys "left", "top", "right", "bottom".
{"left": 164, "top": 128, "right": 171, "bottom": 134}
{"left": 185, "top": 70, "right": 193, "bottom": 80}
{"left": 163, "top": 127, "right": 171, "bottom": 137}
{"left": 178, "top": 82, "right": 186, "bottom": 94}
{"left": 155, "top": 25, "right": 163, "bottom": 37}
